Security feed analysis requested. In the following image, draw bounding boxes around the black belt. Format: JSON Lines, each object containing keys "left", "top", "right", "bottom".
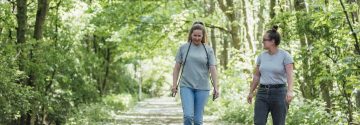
{"left": 259, "top": 84, "right": 286, "bottom": 88}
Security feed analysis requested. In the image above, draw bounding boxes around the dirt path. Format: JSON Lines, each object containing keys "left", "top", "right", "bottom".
{"left": 105, "top": 96, "right": 219, "bottom": 125}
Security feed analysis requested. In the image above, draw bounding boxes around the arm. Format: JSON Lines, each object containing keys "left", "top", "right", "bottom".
{"left": 247, "top": 65, "right": 260, "bottom": 104}
{"left": 209, "top": 65, "right": 218, "bottom": 90}
{"left": 285, "top": 63, "right": 294, "bottom": 102}
{"left": 209, "top": 65, "right": 219, "bottom": 100}
{"left": 171, "top": 63, "right": 180, "bottom": 93}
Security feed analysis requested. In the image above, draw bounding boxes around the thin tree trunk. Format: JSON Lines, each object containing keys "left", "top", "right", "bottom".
{"left": 241, "top": 0, "right": 254, "bottom": 52}
{"left": 217, "top": 0, "right": 241, "bottom": 50}
{"left": 209, "top": 0, "right": 216, "bottom": 54}
{"left": 356, "top": 90, "right": 360, "bottom": 109}
{"left": 93, "top": 35, "right": 98, "bottom": 53}
{"left": 102, "top": 45, "right": 111, "bottom": 95}
{"left": 347, "top": 0, "right": 359, "bottom": 22}
{"left": 209, "top": 0, "right": 215, "bottom": 14}
{"left": 256, "top": 0, "right": 265, "bottom": 50}
{"left": 320, "top": 82, "right": 332, "bottom": 113}
{"left": 320, "top": 66, "right": 332, "bottom": 113}
{"left": 222, "top": 33, "right": 229, "bottom": 70}
{"left": 295, "top": 0, "right": 317, "bottom": 99}
{"left": 270, "top": 0, "right": 276, "bottom": 18}
{"left": 211, "top": 28, "right": 216, "bottom": 54}
{"left": 341, "top": 80, "right": 354, "bottom": 124}
{"left": 340, "top": 0, "right": 360, "bottom": 54}
{"left": 9, "top": 29, "right": 13, "bottom": 40}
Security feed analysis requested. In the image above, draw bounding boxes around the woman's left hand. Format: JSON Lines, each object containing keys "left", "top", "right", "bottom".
{"left": 286, "top": 91, "right": 294, "bottom": 103}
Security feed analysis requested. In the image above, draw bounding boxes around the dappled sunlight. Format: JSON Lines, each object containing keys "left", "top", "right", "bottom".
{"left": 0, "top": 0, "right": 359, "bottom": 124}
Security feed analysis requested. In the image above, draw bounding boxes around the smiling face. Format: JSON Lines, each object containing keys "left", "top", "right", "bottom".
{"left": 191, "top": 30, "right": 203, "bottom": 45}
{"left": 262, "top": 33, "right": 275, "bottom": 49}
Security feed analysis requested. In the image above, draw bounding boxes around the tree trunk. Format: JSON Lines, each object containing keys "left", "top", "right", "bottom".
{"left": 256, "top": 0, "right": 265, "bottom": 50}
{"left": 221, "top": 33, "right": 229, "bottom": 70}
{"left": 34, "top": 0, "right": 49, "bottom": 40}
{"left": 241, "top": 0, "right": 254, "bottom": 52}
{"left": 270, "top": 0, "right": 276, "bottom": 18}
{"left": 341, "top": 80, "right": 354, "bottom": 124}
{"left": 209, "top": 0, "right": 215, "bottom": 14}
{"left": 340, "top": 0, "right": 360, "bottom": 54}
{"left": 319, "top": 76, "right": 332, "bottom": 113}
{"left": 16, "top": 0, "right": 29, "bottom": 124}
{"left": 209, "top": 0, "right": 216, "bottom": 54}
{"left": 28, "top": 0, "right": 50, "bottom": 124}
{"left": 16, "top": 0, "right": 27, "bottom": 45}
{"left": 102, "top": 46, "right": 111, "bottom": 95}
{"left": 356, "top": 90, "right": 360, "bottom": 109}
{"left": 347, "top": 0, "right": 359, "bottom": 22}
{"left": 211, "top": 28, "right": 217, "bottom": 54}
{"left": 217, "top": 0, "right": 241, "bottom": 50}
{"left": 294, "top": 0, "right": 316, "bottom": 99}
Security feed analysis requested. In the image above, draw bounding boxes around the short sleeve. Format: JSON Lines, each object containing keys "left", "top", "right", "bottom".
{"left": 283, "top": 51, "right": 294, "bottom": 65}
{"left": 256, "top": 55, "right": 261, "bottom": 66}
{"left": 175, "top": 46, "right": 183, "bottom": 63}
{"left": 208, "top": 47, "right": 216, "bottom": 66}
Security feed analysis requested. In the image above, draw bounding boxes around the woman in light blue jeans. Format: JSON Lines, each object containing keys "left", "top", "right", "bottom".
{"left": 172, "top": 22, "right": 219, "bottom": 125}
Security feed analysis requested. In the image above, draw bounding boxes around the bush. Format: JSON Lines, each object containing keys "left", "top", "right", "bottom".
{"left": 66, "top": 94, "right": 136, "bottom": 124}
{"left": 221, "top": 102, "right": 254, "bottom": 124}
{"left": 219, "top": 98, "right": 346, "bottom": 125}
{"left": 287, "top": 99, "right": 334, "bottom": 125}
{"left": 102, "top": 94, "right": 135, "bottom": 111}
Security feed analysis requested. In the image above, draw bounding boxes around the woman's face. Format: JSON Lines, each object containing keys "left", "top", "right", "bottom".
{"left": 262, "top": 33, "right": 275, "bottom": 49}
{"left": 191, "top": 30, "right": 203, "bottom": 45}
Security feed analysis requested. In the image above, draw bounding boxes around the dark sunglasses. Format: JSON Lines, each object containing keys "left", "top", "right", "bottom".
{"left": 193, "top": 21, "right": 204, "bottom": 26}
{"left": 263, "top": 38, "right": 272, "bottom": 42}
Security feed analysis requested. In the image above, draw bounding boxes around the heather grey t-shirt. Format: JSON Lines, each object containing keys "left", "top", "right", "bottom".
{"left": 256, "top": 49, "right": 294, "bottom": 85}
{"left": 175, "top": 42, "right": 216, "bottom": 90}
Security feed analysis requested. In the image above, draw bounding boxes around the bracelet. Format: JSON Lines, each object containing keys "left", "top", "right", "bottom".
{"left": 287, "top": 92, "right": 295, "bottom": 96}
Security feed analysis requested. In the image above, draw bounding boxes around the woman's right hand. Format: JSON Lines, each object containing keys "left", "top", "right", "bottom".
{"left": 247, "top": 93, "right": 254, "bottom": 104}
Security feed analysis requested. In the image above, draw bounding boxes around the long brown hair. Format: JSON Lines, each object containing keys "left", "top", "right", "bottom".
{"left": 187, "top": 22, "right": 207, "bottom": 43}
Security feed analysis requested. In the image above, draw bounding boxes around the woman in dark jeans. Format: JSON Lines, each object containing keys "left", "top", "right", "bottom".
{"left": 247, "top": 26, "right": 294, "bottom": 125}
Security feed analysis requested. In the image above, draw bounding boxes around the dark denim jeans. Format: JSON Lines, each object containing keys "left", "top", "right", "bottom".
{"left": 254, "top": 87, "right": 288, "bottom": 125}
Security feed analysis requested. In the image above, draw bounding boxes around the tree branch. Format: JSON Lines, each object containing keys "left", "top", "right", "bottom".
{"left": 340, "top": 0, "right": 360, "bottom": 54}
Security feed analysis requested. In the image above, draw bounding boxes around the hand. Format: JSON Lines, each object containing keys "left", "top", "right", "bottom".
{"left": 247, "top": 93, "right": 254, "bottom": 104}
{"left": 212, "top": 88, "right": 219, "bottom": 101}
{"left": 171, "top": 85, "right": 178, "bottom": 97}
{"left": 286, "top": 91, "right": 294, "bottom": 103}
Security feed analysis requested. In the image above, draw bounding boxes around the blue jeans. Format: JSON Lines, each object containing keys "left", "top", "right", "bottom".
{"left": 180, "top": 87, "right": 210, "bottom": 125}
{"left": 254, "top": 87, "right": 288, "bottom": 125}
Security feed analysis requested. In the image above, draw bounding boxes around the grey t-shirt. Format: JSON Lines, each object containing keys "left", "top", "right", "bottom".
{"left": 175, "top": 42, "right": 216, "bottom": 90}
{"left": 256, "top": 49, "right": 294, "bottom": 85}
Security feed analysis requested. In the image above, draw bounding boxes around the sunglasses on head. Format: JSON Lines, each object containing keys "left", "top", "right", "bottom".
{"left": 193, "top": 21, "right": 204, "bottom": 26}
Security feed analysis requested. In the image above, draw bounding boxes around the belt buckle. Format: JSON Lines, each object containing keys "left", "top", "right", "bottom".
{"left": 265, "top": 84, "right": 270, "bottom": 89}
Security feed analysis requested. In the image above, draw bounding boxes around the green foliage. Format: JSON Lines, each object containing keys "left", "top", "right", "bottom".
{"left": 102, "top": 94, "right": 135, "bottom": 111}
{"left": 221, "top": 102, "right": 254, "bottom": 124}
{"left": 66, "top": 94, "right": 135, "bottom": 124}
{"left": 287, "top": 100, "right": 335, "bottom": 125}
{"left": 1, "top": 0, "right": 359, "bottom": 124}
